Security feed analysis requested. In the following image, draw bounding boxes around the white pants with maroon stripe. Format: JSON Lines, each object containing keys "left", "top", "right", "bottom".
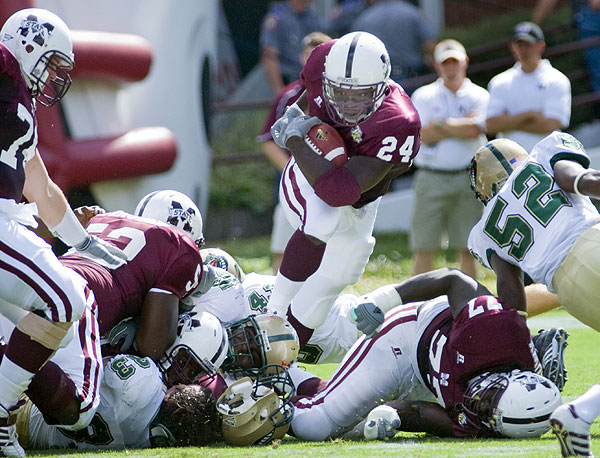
{"left": 0, "top": 215, "right": 87, "bottom": 323}
{"left": 0, "top": 288, "right": 103, "bottom": 429}
{"left": 280, "top": 160, "right": 379, "bottom": 329}
{"left": 291, "top": 300, "right": 448, "bottom": 441}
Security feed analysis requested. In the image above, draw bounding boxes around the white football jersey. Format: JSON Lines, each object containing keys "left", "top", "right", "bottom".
{"left": 27, "top": 355, "right": 165, "bottom": 450}
{"left": 192, "top": 271, "right": 360, "bottom": 364}
{"left": 469, "top": 131, "right": 600, "bottom": 289}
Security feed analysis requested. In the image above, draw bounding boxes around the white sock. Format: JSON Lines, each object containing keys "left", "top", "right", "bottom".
{"left": 0, "top": 358, "right": 33, "bottom": 415}
{"left": 571, "top": 383, "right": 600, "bottom": 424}
{"left": 267, "top": 272, "right": 303, "bottom": 316}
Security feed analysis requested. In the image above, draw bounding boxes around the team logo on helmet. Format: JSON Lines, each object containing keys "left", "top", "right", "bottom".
{"left": 18, "top": 14, "right": 53, "bottom": 47}
{"left": 167, "top": 201, "right": 197, "bottom": 235}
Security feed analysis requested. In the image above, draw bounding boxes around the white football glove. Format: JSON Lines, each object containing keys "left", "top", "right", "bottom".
{"left": 363, "top": 405, "right": 401, "bottom": 440}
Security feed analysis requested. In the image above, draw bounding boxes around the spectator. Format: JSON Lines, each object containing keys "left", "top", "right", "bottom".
{"left": 257, "top": 32, "right": 331, "bottom": 272}
{"left": 533, "top": 0, "right": 600, "bottom": 92}
{"left": 485, "top": 21, "right": 571, "bottom": 152}
{"left": 410, "top": 39, "right": 489, "bottom": 278}
{"left": 259, "top": 0, "right": 322, "bottom": 94}
{"left": 351, "top": 0, "right": 437, "bottom": 88}
{"left": 325, "top": 0, "right": 372, "bottom": 38}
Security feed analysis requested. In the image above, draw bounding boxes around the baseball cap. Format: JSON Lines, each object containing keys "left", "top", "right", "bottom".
{"left": 434, "top": 39, "right": 467, "bottom": 63}
{"left": 512, "top": 22, "right": 544, "bottom": 43}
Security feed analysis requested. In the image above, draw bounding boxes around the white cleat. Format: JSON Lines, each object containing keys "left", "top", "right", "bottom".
{"left": 550, "top": 404, "right": 594, "bottom": 457}
{"left": 0, "top": 423, "right": 25, "bottom": 457}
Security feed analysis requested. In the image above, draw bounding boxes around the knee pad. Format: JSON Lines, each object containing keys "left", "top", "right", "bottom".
{"left": 17, "top": 313, "right": 72, "bottom": 351}
{"left": 291, "top": 404, "right": 335, "bottom": 441}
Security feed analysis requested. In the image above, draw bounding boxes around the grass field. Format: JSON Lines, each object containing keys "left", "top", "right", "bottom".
{"left": 27, "top": 233, "right": 600, "bottom": 457}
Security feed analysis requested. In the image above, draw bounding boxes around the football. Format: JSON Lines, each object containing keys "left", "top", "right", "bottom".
{"left": 304, "top": 122, "right": 348, "bottom": 166}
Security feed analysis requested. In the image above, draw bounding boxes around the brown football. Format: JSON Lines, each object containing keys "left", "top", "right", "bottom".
{"left": 304, "top": 122, "right": 348, "bottom": 167}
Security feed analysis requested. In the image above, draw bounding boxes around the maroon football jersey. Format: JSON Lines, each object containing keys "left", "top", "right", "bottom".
{"left": 300, "top": 40, "right": 421, "bottom": 165}
{"left": 60, "top": 211, "right": 203, "bottom": 334}
{"left": 0, "top": 43, "right": 38, "bottom": 201}
{"left": 418, "top": 296, "right": 536, "bottom": 437}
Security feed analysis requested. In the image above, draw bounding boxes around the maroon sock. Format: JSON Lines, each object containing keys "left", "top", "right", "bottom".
{"left": 4, "top": 327, "right": 54, "bottom": 374}
{"left": 279, "top": 230, "right": 326, "bottom": 281}
{"left": 27, "top": 361, "right": 81, "bottom": 425}
{"left": 287, "top": 308, "right": 314, "bottom": 348}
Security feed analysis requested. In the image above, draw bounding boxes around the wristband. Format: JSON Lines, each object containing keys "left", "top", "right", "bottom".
{"left": 49, "top": 207, "right": 88, "bottom": 247}
{"left": 362, "top": 285, "right": 402, "bottom": 313}
{"left": 573, "top": 170, "right": 588, "bottom": 197}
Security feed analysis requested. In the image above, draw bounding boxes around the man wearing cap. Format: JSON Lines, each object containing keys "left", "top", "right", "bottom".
{"left": 485, "top": 22, "right": 571, "bottom": 152}
{"left": 410, "top": 39, "right": 489, "bottom": 277}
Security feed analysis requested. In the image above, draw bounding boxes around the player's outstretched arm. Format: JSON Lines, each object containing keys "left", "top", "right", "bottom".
{"left": 387, "top": 400, "right": 453, "bottom": 437}
{"left": 554, "top": 159, "right": 600, "bottom": 199}
{"left": 490, "top": 253, "right": 527, "bottom": 314}
{"left": 392, "top": 268, "right": 491, "bottom": 317}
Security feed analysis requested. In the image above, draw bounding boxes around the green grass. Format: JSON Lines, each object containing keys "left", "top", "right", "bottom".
{"left": 28, "top": 232, "right": 600, "bottom": 457}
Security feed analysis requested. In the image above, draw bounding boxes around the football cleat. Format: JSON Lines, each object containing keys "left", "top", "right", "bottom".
{"left": 532, "top": 328, "right": 569, "bottom": 392}
{"left": 0, "top": 409, "right": 25, "bottom": 458}
{"left": 550, "top": 404, "right": 594, "bottom": 457}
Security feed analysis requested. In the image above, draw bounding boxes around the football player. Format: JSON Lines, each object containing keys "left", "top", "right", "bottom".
{"left": 19, "top": 355, "right": 219, "bottom": 450}
{"left": 10, "top": 311, "right": 226, "bottom": 450}
{"left": 267, "top": 31, "right": 421, "bottom": 348}
{"left": 287, "top": 268, "right": 562, "bottom": 441}
{"left": 61, "top": 192, "right": 207, "bottom": 361}
{"left": 468, "top": 132, "right": 600, "bottom": 332}
{"left": 0, "top": 9, "right": 127, "bottom": 456}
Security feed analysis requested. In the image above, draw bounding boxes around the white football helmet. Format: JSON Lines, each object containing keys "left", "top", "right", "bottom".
{"left": 469, "top": 139, "right": 528, "bottom": 204}
{"left": 323, "top": 31, "right": 390, "bottom": 125}
{"left": 159, "top": 311, "right": 228, "bottom": 387}
{"left": 216, "top": 366, "right": 295, "bottom": 446}
{"left": 0, "top": 8, "right": 74, "bottom": 106}
{"left": 223, "top": 314, "right": 299, "bottom": 377}
{"left": 463, "top": 370, "right": 561, "bottom": 438}
{"left": 135, "top": 190, "right": 205, "bottom": 247}
{"left": 200, "top": 247, "right": 246, "bottom": 282}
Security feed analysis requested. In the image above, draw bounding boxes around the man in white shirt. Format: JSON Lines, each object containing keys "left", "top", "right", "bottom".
{"left": 485, "top": 22, "right": 571, "bottom": 152}
{"left": 410, "top": 39, "right": 488, "bottom": 277}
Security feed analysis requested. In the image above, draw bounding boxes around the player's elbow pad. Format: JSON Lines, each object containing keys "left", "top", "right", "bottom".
{"left": 313, "top": 166, "right": 362, "bottom": 207}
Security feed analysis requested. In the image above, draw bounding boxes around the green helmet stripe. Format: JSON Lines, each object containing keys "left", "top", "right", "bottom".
{"left": 487, "top": 142, "right": 514, "bottom": 175}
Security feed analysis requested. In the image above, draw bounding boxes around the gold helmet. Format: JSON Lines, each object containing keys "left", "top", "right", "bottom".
{"left": 469, "top": 139, "right": 528, "bottom": 204}
{"left": 223, "top": 314, "right": 299, "bottom": 377}
{"left": 216, "top": 366, "right": 295, "bottom": 446}
{"left": 200, "top": 247, "right": 246, "bottom": 282}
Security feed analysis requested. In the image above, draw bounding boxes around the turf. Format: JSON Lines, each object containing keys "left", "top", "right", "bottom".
{"left": 26, "top": 233, "right": 600, "bottom": 457}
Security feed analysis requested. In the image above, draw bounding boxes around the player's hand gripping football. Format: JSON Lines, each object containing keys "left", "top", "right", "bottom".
{"left": 271, "top": 104, "right": 321, "bottom": 149}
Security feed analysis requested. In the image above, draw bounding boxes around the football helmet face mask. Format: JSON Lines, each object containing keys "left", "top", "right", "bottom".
{"left": 469, "top": 139, "right": 528, "bottom": 204}
{"left": 216, "top": 366, "right": 295, "bottom": 446}
{"left": 159, "top": 311, "right": 229, "bottom": 387}
{"left": 0, "top": 8, "right": 74, "bottom": 106}
{"left": 323, "top": 31, "right": 390, "bottom": 126}
{"left": 223, "top": 314, "right": 299, "bottom": 377}
{"left": 134, "top": 189, "right": 205, "bottom": 247}
{"left": 463, "top": 370, "right": 561, "bottom": 438}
